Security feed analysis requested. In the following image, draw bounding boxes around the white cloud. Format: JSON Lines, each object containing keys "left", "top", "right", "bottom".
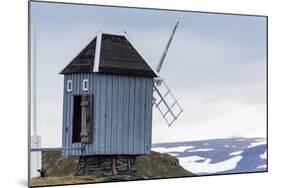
{"left": 152, "top": 94, "right": 266, "bottom": 143}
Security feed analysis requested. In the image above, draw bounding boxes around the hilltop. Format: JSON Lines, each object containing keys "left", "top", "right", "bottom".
{"left": 31, "top": 151, "right": 194, "bottom": 187}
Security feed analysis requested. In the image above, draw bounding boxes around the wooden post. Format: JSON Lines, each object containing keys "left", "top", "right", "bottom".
{"left": 112, "top": 157, "right": 117, "bottom": 176}
{"left": 127, "top": 157, "right": 132, "bottom": 171}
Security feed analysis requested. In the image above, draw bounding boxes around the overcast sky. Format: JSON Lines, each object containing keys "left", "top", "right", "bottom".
{"left": 30, "top": 2, "right": 267, "bottom": 147}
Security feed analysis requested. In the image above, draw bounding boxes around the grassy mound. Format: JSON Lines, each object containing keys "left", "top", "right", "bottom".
{"left": 138, "top": 151, "right": 194, "bottom": 178}
{"left": 31, "top": 151, "right": 194, "bottom": 187}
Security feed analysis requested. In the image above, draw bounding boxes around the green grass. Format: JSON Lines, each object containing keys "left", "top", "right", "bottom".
{"left": 137, "top": 151, "right": 194, "bottom": 178}
{"left": 31, "top": 176, "right": 110, "bottom": 187}
{"left": 41, "top": 151, "right": 79, "bottom": 177}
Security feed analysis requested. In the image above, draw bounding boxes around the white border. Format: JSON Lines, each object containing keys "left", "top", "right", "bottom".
{"left": 1, "top": 1, "right": 277, "bottom": 188}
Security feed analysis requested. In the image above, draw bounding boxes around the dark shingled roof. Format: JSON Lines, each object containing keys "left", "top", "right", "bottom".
{"left": 60, "top": 33, "right": 157, "bottom": 77}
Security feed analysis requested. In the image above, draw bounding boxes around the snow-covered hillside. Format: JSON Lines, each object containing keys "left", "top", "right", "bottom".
{"left": 152, "top": 137, "right": 267, "bottom": 175}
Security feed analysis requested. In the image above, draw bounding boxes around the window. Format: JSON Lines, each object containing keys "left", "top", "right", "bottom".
{"left": 67, "top": 80, "right": 72, "bottom": 92}
{"left": 72, "top": 96, "right": 82, "bottom": 143}
{"left": 83, "top": 79, "right": 89, "bottom": 91}
{"left": 72, "top": 95, "right": 92, "bottom": 143}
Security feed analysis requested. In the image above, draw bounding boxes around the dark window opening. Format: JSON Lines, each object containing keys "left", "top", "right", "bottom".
{"left": 72, "top": 95, "right": 82, "bottom": 143}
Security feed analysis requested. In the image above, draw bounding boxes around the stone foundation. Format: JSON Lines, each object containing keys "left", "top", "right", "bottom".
{"left": 76, "top": 155, "right": 138, "bottom": 176}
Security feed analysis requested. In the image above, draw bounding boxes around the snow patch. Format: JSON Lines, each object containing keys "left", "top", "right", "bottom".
{"left": 260, "top": 151, "right": 267, "bottom": 159}
{"left": 229, "top": 150, "right": 243, "bottom": 156}
{"left": 188, "top": 148, "right": 214, "bottom": 152}
{"left": 152, "top": 146, "right": 194, "bottom": 153}
{"left": 255, "top": 138, "right": 266, "bottom": 142}
{"left": 169, "top": 153, "right": 178, "bottom": 157}
{"left": 178, "top": 156, "right": 206, "bottom": 163}
{"left": 257, "top": 165, "right": 267, "bottom": 169}
{"left": 178, "top": 155, "right": 243, "bottom": 174}
{"left": 248, "top": 140, "right": 266, "bottom": 148}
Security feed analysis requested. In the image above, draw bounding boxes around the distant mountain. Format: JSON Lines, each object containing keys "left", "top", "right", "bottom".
{"left": 152, "top": 137, "right": 267, "bottom": 175}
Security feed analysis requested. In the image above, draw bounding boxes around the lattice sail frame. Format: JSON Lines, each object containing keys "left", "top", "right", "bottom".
{"left": 153, "top": 79, "right": 183, "bottom": 127}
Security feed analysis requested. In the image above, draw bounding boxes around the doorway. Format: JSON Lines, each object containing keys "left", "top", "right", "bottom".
{"left": 72, "top": 95, "right": 82, "bottom": 143}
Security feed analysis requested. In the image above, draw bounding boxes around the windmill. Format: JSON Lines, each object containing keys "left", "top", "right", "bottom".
{"left": 153, "top": 19, "right": 183, "bottom": 127}
{"left": 31, "top": 18, "right": 184, "bottom": 177}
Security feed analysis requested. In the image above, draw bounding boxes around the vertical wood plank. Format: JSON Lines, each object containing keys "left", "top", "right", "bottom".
{"left": 122, "top": 76, "right": 130, "bottom": 154}
{"left": 98, "top": 74, "right": 107, "bottom": 154}
{"left": 117, "top": 75, "right": 124, "bottom": 153}
{"left": 139, "top": 77, "right": 146, "bottom": 153}
{"left": 147, "top": 79, "right": 153, "bottom": 153}
{"left": 89, "top": 73, "right": 93, "bottom": 155}
{"left": 94, "top": 74, "right": 100, "bottom": 154}
{"left": 144, "top": 78, "right": 151, "bottom": 154}
{"left": 128, "top": 76, "right": 135, "bottom": 154}
{"left": 105, "top": 74, "right": 113, "bottom": 154}
{"left": 72, "top": 74, "right": 77, "bottom": 156}
{"left": 73, "top": 74, "right": 77, "bottom": 156}
{"left": 133, "top": 78, "right": 141, "bottom": 154}
{"left": 111, "top": 75, "right": 119, "bottom": 154}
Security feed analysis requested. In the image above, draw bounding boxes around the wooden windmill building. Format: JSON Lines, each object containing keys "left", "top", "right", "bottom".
{"left": 60, "top": 21, "right": 183, "bottom": 175}
{"left": 60, "top": 32, "right": 157, "bottom": 158}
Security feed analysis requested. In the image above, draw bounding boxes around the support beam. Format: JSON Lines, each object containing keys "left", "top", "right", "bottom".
{"left": 112, "top": 157, "right": 117, "bottom": 176}
{"left": 127, "top": 157, "right": 132, "bottom": 171}
{"left": 30, "top": 147, "right": 84, "bottom": 152}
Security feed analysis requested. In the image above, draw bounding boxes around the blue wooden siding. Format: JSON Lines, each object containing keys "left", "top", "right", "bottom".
{"left": 62, "top": 73, "right": 154, "bottom": 156}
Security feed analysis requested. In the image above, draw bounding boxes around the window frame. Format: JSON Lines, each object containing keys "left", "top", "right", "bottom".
{"left": 67, "top": 80, "right": 72, "bottom": 92}
{"left": 82, "top": 79, "right": 89, "bottom": 91}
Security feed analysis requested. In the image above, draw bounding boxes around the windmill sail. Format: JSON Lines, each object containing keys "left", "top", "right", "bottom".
{"left": 153, "top": 79, "right": 183, "bottom": 127}
{"left": 153, "top": 19, "right": 183, "bottom": 127}
{"left": 156, "top": 19, "right": 180, "bottom": 73}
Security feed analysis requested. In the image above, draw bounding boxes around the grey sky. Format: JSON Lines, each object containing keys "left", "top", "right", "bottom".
{"left": 30, "top": 2, "right": 267, "bottom": 147}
